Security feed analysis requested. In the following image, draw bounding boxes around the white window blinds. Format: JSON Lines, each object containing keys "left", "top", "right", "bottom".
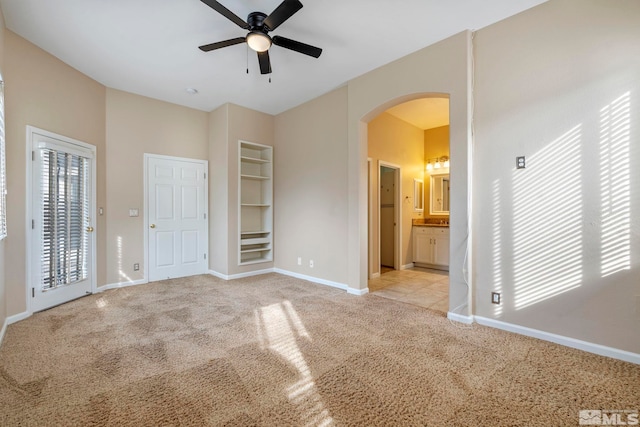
{"left": 40, "top": 148, "right": 90, "bottom": 290}
{"left": 0, "top": 81, "right": 6, "bottom": 240}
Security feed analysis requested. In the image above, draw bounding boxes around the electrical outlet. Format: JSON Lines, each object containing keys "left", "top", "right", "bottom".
{"left": 491, "top": 292, "right": 501, "bottom": 304}
{"left": 516, "top": 156, "right": 526, "bottom": 169}
{"left": 133, "top": 263, "right": 140, "bottom": 271}
{"left": 309, "top": 260, "right": 314, "bottom": 268}
{"left": 297, "top": 257, "right": 302, "bottom": 266}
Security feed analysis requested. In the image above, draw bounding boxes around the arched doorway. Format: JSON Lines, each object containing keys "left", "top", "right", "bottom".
{"left": 366, "top": 95, "right": 451, "bottom": 312}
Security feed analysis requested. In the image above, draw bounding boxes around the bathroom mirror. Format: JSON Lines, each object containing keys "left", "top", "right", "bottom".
{"left": 430, "top": 173, "right": 450, "bottom": 215}
{"left": 413, "top": 179, "right": 424, "bottom": 212}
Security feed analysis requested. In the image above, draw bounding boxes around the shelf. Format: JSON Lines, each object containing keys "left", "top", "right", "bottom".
{"left": 241, "top": 156, "right": 270, "bottom": 164}
{"left": 240, "top": 247, "right": 271, "bottom": 254}
{"left": 239, "top": 256, "right": 272, "bottom": 266}
{"left": 239, "top": 140, "right": 272, "bottom": 267}
{"left": 240, "top": 174, "right": 269, "bottom": 180}
{"left": 241, "top": 237, "right": 270, "bottom": 245}
{"left": 241, "top": 230, "right": 271, "bottom": 236}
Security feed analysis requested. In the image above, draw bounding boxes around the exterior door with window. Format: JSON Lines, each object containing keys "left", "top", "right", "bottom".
{"left": 31, "top": 132, "right": 95, "bottom": 312}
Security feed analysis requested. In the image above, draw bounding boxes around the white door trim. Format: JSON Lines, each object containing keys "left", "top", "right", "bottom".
{"left": 143, "top": 153, "right": 209, "bottom": 282}
{"left": 378, "top": 161, "right": 402, "bottom": 271}
{"left": 25, "top": 126, "right": 97, "bottom": 314}
{"left": 367, "top": 158, "right": 375, "bottom": 279}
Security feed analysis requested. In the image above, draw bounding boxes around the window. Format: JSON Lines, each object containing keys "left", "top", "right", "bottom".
{"left": 0, "top": 80, "right": 6, "bottom": 240}
{"left": 40, "top": 148, "right": 90, "bottom": 289}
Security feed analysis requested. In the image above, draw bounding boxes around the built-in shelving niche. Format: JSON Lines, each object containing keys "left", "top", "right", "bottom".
{"left": 239, "top": 141, "right": 273, "bottom": 265}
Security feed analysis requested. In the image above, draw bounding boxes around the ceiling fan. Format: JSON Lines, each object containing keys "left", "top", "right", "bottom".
{"left": 198, "top": 0, "right": 323, "bottom": 75}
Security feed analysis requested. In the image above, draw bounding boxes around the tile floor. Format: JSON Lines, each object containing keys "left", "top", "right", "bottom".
{"left": 369, "top": 267, "right": 449, "bottom": 313}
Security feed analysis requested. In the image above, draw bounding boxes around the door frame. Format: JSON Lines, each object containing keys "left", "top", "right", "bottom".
{"left": 378, "top": 160, "right": 401, "bottom": 272}
{"left": 25, "top": 126, "right": 97, "bottom": 314}
{"left": 367, "top": 158, "right": 376, "bottom": 279}
{"left": 143, "top": 153, "right": 209, "bottom": 282}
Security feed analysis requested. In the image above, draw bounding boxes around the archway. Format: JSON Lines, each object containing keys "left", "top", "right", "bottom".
{"left": 367, "top": 95, "right": 450, "bottom": 276}
{"left": 344, "top": 31, "right": 472, "bottom": 320}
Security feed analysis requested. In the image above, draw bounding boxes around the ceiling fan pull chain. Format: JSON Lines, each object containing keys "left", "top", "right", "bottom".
{"left": 246, "top": 44, "right": 249, "bottom": 74}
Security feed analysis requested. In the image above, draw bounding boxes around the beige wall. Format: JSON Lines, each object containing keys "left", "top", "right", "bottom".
{"left": 274, "top": 87, "right": 349, "bottom": 284}
{"left": 4, "top": 30, "right": 106, "bottom": 316}
{"left": 208, "top": 104, "right": 229, "bottom": 274}
{"left": 473, "top": 0, "right": 640, "bottom": 353}
{"left": 368, "top": 112, "right": 424, "bottom": 274}
{"left": 348, "top": 32, "right": 471, "bottom": 310}
{"left": 0, "top": 8, "right": 5, "bottom": 326}
{"left": 424, "top": 125, "right": 450, "bottom": 218}
{"left": 105, "top": 88, "right": 208, "bottom": 285}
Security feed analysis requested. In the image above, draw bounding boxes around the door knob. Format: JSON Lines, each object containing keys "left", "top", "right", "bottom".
{"left": 86, "top": 226, "right": 94, "bottom": 233}
{"left": 150, "top": 224, "right": 156, "bottom": 229}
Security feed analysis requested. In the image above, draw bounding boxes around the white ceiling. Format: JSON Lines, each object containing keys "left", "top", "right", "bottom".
{"left": 0, "top": 0, "right": 546, "bottom": 115}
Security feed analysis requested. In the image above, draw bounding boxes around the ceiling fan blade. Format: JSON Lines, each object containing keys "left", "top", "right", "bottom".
{"left": 201, "top": 0, "right": 249, "bottom": 29}
{"left": 272, "top": 36, "right": 322, "bottom": 58}
{"left": 263, "top": 0, "right": 303, "bottom": 31}
{"left": 199, "top": 37, "right": 246, "bottom": 52}
{"left": 257, "top": 51, "right": 272, "bottom": 75}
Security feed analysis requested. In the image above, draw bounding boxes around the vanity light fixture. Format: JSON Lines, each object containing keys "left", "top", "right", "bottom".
{"left": 426, "top": 156, "right": 450, "bottom": 171}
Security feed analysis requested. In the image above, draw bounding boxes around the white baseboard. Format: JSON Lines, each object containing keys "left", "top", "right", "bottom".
{"left": 401, "top": 263, "right": 415, "bottom": 270}
{"left": 475, "top": 316, "right": 640, "bottom": 365}
{"left": 347, "top": 287, "right": 369, "bottom": 296}
{"left": 0, "top": 317, "right": 7, "bottom": 348}
{"left": 274, "top": 268, "right": 349, "bottom": 291}
{"left": 97, "top": 278, "right": 148, "bottom": 292}
{"left": 7, "top": 311, "right": 31, "bottom": 325}
{"left": 209, "top": 268, "right": 275, "bottom": 281}
{"left": 447, "top": 311, "right": 474, "bottom": 324}
{"left": 370, "top": 272, "right": 381, "bottom": 279}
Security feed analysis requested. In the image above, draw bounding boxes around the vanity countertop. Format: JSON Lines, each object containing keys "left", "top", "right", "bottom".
{"left": 412, "top": 218, "right": 449, "bottom": 227}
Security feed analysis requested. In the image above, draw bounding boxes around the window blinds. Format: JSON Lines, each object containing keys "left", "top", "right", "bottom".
{"left": 40, "top": 149, "right": 90, "bottom": 290}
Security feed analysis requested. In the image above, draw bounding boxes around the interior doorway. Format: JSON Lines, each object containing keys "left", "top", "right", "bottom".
{"left": 145, "top": 154, "right": 208, "bottom": 282}
{"left": 378, "top": 162, "right": 400, "bottom": 272}
{"left": 365, "top": 95, "right": 453, "bottom": 313}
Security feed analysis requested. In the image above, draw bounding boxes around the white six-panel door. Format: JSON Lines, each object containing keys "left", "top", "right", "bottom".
{"left": 147, "top": 155, "right": 208, "bottom": 282}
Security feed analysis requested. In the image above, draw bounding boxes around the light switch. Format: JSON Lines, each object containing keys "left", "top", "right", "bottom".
{"left": 129, "top": 209, "right": 139, "bottom": 217}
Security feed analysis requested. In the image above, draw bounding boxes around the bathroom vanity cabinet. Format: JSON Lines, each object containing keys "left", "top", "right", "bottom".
{"left": 413, "top": 226, "right": 449, "bottom": 270}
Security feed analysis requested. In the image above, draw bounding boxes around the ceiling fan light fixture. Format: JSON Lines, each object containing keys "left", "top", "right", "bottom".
{"left": 247, "top": 31, "right": 272, "bottom": 52}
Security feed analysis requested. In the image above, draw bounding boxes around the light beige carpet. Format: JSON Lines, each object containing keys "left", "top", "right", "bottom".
{"left": 1, "top": 273, "right": 638, "bottom": 426}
